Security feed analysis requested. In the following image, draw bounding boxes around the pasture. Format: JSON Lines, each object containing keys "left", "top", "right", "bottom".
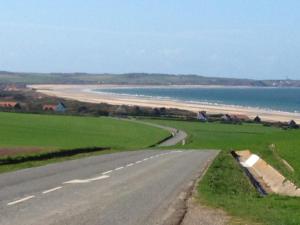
{"left": 144, "top": 119, "right": 300, "bottom": 225}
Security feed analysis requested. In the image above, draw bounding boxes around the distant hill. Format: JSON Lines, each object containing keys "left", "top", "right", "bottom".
{"left": 0, "top": 71, "right": 299, "bottom": 87}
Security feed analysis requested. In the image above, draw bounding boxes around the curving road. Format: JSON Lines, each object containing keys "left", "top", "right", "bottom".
{"left": 0, "top": 120, "right": 218, "bottom": 225}
{"left": 124, "top": 119, "right": 188, "bottom": 147}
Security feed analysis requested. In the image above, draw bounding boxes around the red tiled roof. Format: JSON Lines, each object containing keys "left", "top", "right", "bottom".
{"left": 0, "top": 102, "right": 18, "bottom": 108}
{"left": 43, "top": 104, "right": 56, "bottom": 110}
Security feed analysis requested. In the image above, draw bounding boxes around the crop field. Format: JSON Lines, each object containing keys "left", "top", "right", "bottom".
{"left": 0, "top": 112, "right": 169, "bottom": 154}
{"left": 144, "top": 119, "right": 300, "bottom": 225}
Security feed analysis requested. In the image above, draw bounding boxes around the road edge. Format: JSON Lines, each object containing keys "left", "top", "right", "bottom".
{"left": 162, "top": 150, "right": 220, "bottom": 225}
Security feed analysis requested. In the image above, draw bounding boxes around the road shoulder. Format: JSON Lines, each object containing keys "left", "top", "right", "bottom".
{"left": 162, "top": 150, "right": 227, "bottom": 225}
{"left": 182, "top": 150, "right": 229, "bottom": 225}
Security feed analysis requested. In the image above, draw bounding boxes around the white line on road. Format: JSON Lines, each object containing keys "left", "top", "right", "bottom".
{"left": 102, "top": 170, "right": 113, "bottom": 175}
{"left": 64, "top": 179, "right": 90, "bottom": 184}
{"left": 115, "top": 166, "right": 124, "bottom": 171}
{"left": 126, "top": 163, "right": 134, "bottom": 167}
{"left": 62, "top": 153, "right": 176, "bottom": 185}
{"left": 42, "top": 186, "right": 63, "bottom": 194}
{"left": 7, "top": 196, "right": 35, "bottom": 206}
{"left": 88, "top": 175, "right": 110, "bottom": 182}
{"left": 64, "top": 175, "right": 109, "bottom": 184}
{"left": 6, "top": 152, "right": 179, "bottom": 207}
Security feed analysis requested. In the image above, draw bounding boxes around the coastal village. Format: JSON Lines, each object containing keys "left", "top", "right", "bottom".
{"left": 0, "top": 85, "right": 298, "bottom": 130}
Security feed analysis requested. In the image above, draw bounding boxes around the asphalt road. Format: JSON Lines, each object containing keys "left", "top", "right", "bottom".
{"left": 125, "top": 119, "right": 188, "bottom": 147}
{"left": 0, "top": 149, "right": 217, "bottom": 225}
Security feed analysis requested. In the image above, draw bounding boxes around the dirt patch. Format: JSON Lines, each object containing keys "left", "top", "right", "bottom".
{"left": 0, "top": 147, "right": 47, "bottom": 156}
{"left": 181, "top": 196, "right": 229, "bottom": 225}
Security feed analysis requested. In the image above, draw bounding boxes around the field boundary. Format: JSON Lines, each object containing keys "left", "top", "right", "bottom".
{"left": 0, "top": 147, "right": 109, "bottom": 165}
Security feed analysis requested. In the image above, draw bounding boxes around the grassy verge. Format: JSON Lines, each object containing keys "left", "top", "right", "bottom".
{"left": 144, "top": 119, "right": 300, "bottom": 225}
{"left": 199, "top": 151, "right": 300, "bottom": 225}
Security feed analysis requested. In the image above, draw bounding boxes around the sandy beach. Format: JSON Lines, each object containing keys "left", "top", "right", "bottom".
{"left": 29, "top": 84, "right": 300, "bottom": 123}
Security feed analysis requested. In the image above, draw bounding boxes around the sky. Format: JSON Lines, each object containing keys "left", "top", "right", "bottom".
{"left": 0, "top": 0, "right": 300, "bottom": 80}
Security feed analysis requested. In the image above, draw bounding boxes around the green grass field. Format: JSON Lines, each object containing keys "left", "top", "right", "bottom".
{"left": 0, "top": 112, "right": 169, "bottom": 151}
{"left": 0, "top": 113, "right": 170, "bottom": 173}
{"left": 144, "top": 119, "right": 300, "bottom": 225}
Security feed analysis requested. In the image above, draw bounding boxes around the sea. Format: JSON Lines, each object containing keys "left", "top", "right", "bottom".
{"left": 95, "top": 87, "right": 300, "bottom": 113}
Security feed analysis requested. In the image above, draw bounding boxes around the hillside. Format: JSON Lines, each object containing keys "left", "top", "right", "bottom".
{"left": 0, "top": 71, "right": 299, "bottom": 87}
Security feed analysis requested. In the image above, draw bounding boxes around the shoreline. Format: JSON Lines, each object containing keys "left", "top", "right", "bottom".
{"left": 89, "top": 89, "right": 299, "bottom": 114}
{"left": 29, "top": 84, "right": 300, "bottom": 123}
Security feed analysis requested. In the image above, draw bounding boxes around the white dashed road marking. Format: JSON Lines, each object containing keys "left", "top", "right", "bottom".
{"left": 102, "top": 170, "right": 113, "bottom": 175}
{"left": 42, "top": 186, "right": 63, "bottom": 194}
{"left": 88, "top": 175, "right": 110, "bottom": 182}
{"left": 6, "top": 151, "right": 184, "bottom": 207}
{"left": 64, "top": 175, "right": 110, "bottom": 184}
{"left": 115, "top": 167, "right": 124, "bottom": 171}
{"left": 7, "top": 196, "right": 35, "bottom": 206}
{"left": 64, "top": 179, "right": 91, "bottom": 184}
{"left": 126, "top": 163, "right": 134, "bottom": 167}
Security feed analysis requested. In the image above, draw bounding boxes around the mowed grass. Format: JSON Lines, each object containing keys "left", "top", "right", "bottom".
{"left": 0, "top": 112, "right": 169, "bottom": 151}
{"left": 144, "top": 119, "right": 300, "bottom": 225}
{"left": 0, "top": 113, "right": 170, "bottom": 173}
